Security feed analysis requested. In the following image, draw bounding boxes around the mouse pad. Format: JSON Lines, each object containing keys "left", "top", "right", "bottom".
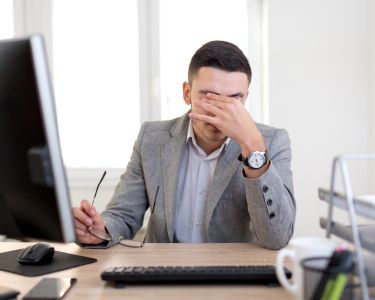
{"left": 0, "top": 249, "right": 97, "bottom": 276}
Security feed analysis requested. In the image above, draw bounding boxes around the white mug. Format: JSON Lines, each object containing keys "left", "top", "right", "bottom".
{"left": 275, "top": 237, "right": 336, "bottom": 300}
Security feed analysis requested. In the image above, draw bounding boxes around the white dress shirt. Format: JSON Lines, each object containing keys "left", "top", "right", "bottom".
{"left": 174, "top": 120, "right": 230, "bottom": 242}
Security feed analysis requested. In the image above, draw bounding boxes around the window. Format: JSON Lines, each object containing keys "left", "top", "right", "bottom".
{"left": 52, "top": 0, "right": 139, "bottom": 168}
{"left": 0, "top": 0, "right": 14, "bottom": 39}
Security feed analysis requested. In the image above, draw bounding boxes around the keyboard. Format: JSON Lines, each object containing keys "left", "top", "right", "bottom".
{"left": 101, "top": 265, "right": 291, "bottom": 285}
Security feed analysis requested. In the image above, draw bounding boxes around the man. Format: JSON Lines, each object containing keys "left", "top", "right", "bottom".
{"left": 73, "top": 41, "right": 295, "bottom": 250}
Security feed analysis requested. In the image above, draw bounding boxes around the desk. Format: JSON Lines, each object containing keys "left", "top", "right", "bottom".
{"left": 0, "top": 242, "right": 292, "bottom": 300}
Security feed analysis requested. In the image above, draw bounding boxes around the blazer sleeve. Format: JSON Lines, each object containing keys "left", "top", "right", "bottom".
{"left": 100, "top": 124, "right": 149, "bottom": 247}
{"left": 244, "top": 128, "right": 296, "bottom": 250}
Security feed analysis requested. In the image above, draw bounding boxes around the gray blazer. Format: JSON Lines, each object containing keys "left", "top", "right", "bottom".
{"left": 101, "top": 114, "right": 296, "bottom": 250}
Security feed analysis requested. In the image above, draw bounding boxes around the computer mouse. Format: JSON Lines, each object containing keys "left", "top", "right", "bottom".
{"left": 17, "top": 242, "right": 55, "bottom": 265}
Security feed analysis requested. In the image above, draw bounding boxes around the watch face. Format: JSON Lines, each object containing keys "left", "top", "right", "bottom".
{"left": 248, "top": 152, "right": 266, "bottom": 169}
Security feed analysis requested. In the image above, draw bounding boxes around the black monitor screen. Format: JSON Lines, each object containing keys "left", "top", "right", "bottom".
{"left": 0, "top": 35, "right": 75, "bottom": 242}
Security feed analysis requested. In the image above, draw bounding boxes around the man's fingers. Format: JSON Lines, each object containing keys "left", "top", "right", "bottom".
{"left": 74, "top": 219, "right": 88, "bottom": 231}
{"left": 80, "top": 199, "right": 96, "bottom": 216}
{"left": 205, "top": 93, "right": 233, "bottom": 103}
{"left": 76, "top": 228, "right": 95, "bottom": 244}
{"left": 73, "top": 199, "right": 105, "bottom": 232}
{"left": 189, "top": 112, "right": 217, "bottom": 125}
{"left": 76, "top": 227, "right": 89, "bottom": 237}
{"left": 73, "top": 200, "right": 106, "bottom": 245}
{"left": 91, "top": 212, "right": 105, "bottom": 228}
{"left": 195, "top": 99, "right": 223, "bottom": 116}
{"left": 75, "top": 224, "right": 103, "bottom": 245}
{"left": 72, "top": 207, "right": 93, "bottom": 227}
{"left": 201, "top": 97, "right": 226, "bottom": 109}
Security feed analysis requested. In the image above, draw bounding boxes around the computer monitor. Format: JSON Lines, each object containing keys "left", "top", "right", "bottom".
{"left": 0, "top": 35, "right": 76, "bottom": 242}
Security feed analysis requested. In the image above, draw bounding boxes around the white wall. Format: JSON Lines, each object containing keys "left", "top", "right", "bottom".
{"left": 267, "top": 0, "right": 371, "bottom": 237}
{"left": 370, "top": 1, "right": 375, "bottom": 184}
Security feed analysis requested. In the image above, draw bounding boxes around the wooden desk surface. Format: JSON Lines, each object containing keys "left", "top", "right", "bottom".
{"left": 0, "top": 242, "right": 293, "bottom": 300}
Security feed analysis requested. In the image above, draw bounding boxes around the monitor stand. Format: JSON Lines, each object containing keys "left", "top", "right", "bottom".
{"left": 0, "top": 248, "right": 97, "bottom": 276}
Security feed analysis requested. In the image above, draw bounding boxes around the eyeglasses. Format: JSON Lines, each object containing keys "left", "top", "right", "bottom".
{"left": 88, "top": 171, "right": 158, "bottom": 248}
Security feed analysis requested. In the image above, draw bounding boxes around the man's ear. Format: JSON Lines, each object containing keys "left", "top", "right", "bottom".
{"left": 183, "top": 81, "right": 191, "bottom": 105}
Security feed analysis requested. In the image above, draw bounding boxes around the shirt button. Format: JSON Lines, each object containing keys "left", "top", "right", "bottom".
{"left": 269, "top": 212, "right": 275, "bottom": 219}
{"left": 196, "top": 222, "right": 202, "bottom": 225}
{"left": 263, "top": 186, "right": 269, "bottom": 193}
{"left": 266, "top": 199, "right": 273, "bottom": 206}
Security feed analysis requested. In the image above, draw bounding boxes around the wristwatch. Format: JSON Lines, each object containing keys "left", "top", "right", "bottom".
{"left": 238, "top": 151, "right": 268, "bottom": 169}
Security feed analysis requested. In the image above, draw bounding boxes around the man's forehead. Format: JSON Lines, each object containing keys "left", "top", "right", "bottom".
{"left": 193, "top": 66, "right": 248, "bottom": 79}
{"left": 190, "top": 68, "right": 248, "bottom": 96}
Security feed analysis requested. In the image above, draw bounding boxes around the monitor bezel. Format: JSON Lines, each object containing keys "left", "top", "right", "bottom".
{"left": 28, "top": 35, "right": 75, "bottom": 242}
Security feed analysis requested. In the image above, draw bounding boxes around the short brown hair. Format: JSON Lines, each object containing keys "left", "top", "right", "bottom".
{"left": 188, "top": 41, "right": 252, "bottom": 85}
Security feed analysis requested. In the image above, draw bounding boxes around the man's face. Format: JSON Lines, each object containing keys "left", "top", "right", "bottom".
{"left": 183, "top": 67, "right": 249, "bottom": 147}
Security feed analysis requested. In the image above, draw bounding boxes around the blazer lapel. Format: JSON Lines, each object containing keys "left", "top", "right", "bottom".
{"left": 161, "top": 115, "right": 189, "bottom": 242}
{"left": 206, "top": 141, "right": 242, "bottom": 223}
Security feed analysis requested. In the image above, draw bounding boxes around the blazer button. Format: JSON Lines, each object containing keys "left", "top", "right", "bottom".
{"left": 267, "top": 199, "right": 273, "bottom": 206}
{"left": 263, "top": 185, "right": 269, "bottom": 193}
{"left": 269, "top": 212, "right": 275, "bottom": 219}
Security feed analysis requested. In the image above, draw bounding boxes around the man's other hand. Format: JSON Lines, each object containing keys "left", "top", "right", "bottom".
{"left": 72, "top": 200, "right": 107, "bottom": 244}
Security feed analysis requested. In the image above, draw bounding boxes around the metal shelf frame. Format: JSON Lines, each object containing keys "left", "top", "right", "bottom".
{"left": 325, "top": 153, "right": 375, "bottom": 300}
